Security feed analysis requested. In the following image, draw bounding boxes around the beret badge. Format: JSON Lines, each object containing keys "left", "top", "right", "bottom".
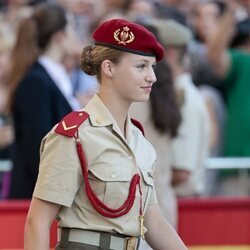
{"left": 113, "top": 26, "right": 135, "bottom": 46}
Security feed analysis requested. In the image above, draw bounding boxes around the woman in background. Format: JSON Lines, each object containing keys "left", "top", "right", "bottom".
{"left": 7, "top": 3, "right": 79, "bottom": 199}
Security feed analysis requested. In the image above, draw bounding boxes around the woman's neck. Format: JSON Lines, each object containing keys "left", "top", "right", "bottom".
{"left": 98, "top": 90, "right": 129, "bottom": 137}
{"left": 43, "top": 45, "right": 62, "bottom": 64}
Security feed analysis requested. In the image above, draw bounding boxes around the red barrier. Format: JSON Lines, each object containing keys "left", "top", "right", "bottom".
{"left": 178, "top": 197, "right": 250, "bottom": 246}
{"left": 0, "top": 198, "right": 249, "bottom": 248}
{"left": 0, "top": 200, "right": 57, "bottom": 249}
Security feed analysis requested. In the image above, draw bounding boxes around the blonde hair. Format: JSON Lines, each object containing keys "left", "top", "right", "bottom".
{"left": 80, "top": 45, "right": 124, "bottom": 82}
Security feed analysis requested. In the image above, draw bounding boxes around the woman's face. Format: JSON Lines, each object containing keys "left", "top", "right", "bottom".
{"left": 108, "top": 53, "right": 157, "bottom": 103}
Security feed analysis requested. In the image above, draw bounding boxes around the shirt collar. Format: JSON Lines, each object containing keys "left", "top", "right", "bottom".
{"left": 85, "top": 94, "right": 136, "bottom": 141}
{"left": 85, "top": 94, "right": 114, "bottom": 127}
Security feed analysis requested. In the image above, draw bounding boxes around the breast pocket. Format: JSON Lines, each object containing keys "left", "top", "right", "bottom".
{"left": 88, "top": 164, "right": 134, "bottom": 207}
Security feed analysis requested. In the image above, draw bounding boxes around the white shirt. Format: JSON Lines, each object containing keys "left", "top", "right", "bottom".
{"left": 171, "top": 73, "right": 210, "bottom": 196}
{"left": 39, "top": 56, "right": 80, "bottom": 110}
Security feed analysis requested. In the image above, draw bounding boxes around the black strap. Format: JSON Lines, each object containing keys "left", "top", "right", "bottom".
{"left": 99, "top": 232, "right": 111, "bottom": 250}
{"left": 60, "top": 228, "right": 70, "bottom": 247}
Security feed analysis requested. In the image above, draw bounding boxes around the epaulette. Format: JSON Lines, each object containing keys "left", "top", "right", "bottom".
{"left": 55, "top": 111, "right": 89, "bottom": 137}
{"left": 131, "top": 118, "right": 145, "bottom": 136}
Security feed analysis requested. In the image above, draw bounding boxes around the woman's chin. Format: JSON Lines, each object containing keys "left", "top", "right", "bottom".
{"left": 133, "top": 97, "right": 149, "bottom": 103}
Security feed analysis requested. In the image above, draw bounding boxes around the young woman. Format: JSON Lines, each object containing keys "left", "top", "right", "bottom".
{"left": 24, "top": 18, "right": 187, "bottom": 250}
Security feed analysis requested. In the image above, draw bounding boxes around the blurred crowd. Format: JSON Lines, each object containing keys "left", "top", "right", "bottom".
{"left": 0, "top": 0, "right": 250, "bottom": 239}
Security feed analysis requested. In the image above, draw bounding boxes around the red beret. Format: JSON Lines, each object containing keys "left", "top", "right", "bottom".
{"left": 93, "top": 19, "right": 164, "bottom": 61}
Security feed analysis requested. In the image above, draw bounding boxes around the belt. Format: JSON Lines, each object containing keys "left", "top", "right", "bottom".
{"left": 58, "top": 227, "right": 139, "bottom": 250}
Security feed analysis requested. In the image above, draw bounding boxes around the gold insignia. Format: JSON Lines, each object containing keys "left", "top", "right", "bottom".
{"left": 114, "top": 26, "right": 135, "bottom": 45}
{"left": 62, "top": 121, "right": 77, "bottom": 131}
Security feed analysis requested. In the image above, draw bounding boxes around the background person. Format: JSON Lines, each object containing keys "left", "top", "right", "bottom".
{"left": 207, "top": 0, "right": 250, "bottom": 196}
{"left": 152, "top": 19, "right": 210, "bottom": 197}
{"left": 7, "top": 3, "right": 79, "bottom": 199}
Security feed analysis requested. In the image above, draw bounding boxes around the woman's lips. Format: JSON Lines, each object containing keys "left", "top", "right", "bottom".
{"left": 141, "top": 86, "right": 152, "bottom": 93}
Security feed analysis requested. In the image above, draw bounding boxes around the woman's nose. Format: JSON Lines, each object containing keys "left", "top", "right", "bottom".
{"left": 146, "top": 68, "right": 156, "bottom": 84}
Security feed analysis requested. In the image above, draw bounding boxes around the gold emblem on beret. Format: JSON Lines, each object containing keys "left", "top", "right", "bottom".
{"left": 114, "top": 26, "right": 135, "bottom": 45}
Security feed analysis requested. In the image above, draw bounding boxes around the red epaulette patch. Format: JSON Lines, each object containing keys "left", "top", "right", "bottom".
{"left": 131, "top": 118, "right": 145, "bottom": 136}
{"left": 55, "top": 111, "right": 89, "bottom": 137}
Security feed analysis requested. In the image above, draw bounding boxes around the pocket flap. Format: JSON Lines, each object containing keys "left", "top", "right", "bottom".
{"left": 89, "top": 164, "right": 133, "bottom": 182}
{"left": 141, "top": 170, "right": 154, "bottom": 187}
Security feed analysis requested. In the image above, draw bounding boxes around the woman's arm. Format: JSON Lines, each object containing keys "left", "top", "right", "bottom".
{"left": 24, "top": 197, "right": 61, "bottom": 250}
{"left": 144, "top": 204, "right": 187, "bottom": 250}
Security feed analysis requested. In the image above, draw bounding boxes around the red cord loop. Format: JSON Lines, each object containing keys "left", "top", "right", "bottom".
{"left": 76, "top": 140, "right": 143, "bottom": 218}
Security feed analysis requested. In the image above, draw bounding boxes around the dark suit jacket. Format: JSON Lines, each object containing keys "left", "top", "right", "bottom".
{"left": 9, "top": 62, "right": 73, "bottom": 199}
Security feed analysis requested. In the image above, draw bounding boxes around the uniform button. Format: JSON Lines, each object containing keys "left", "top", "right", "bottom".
{"left": 79, "top": 112, "right": 84, "bottom": 116}
{"left": 128, "top": 155, "right": 133, "bottom": 160}
{"left": 96, "top": 118, "right": 102, "bottom": 124}
{"left": 111, "top": 172, "right": 116, "bottom": 178}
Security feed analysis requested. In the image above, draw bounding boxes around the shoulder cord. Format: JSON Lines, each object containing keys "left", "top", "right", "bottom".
{"left": 74, "top": 132, "right": 143, "bottom": 218}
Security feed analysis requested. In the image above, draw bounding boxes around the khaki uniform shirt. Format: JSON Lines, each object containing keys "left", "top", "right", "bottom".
{"left": 33, "top": 94, "right": 157, "bottom": 236}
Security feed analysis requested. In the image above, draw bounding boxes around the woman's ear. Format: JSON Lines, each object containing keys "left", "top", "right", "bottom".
{"left": 101, "top": 60, "right": 113, "bottom": 77}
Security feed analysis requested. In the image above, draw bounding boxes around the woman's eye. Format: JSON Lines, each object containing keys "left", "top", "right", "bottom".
{"left": 137, "top": 64, "right": 145, "bottom": 69}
